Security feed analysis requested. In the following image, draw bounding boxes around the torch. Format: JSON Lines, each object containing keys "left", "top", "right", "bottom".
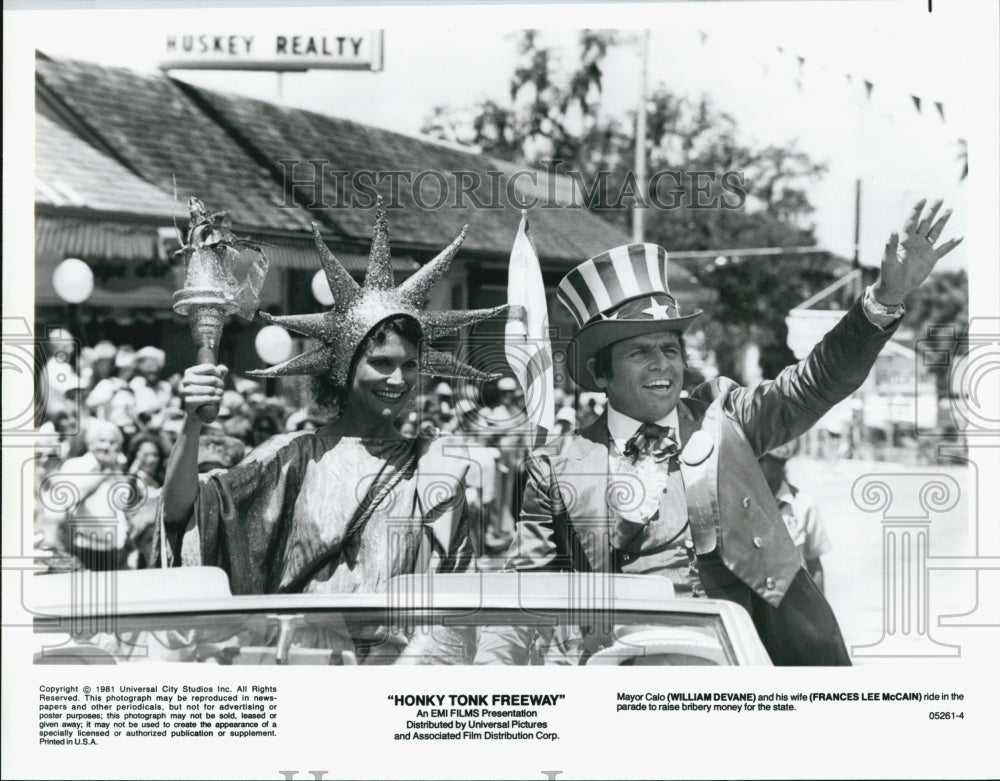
{"left": 173, "top": 197, "right": 268, "bottom": 423}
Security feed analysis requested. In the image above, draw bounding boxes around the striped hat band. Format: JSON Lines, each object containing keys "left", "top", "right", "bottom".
{"left": 557, "top": 243, "right": 681, "bottom": 328}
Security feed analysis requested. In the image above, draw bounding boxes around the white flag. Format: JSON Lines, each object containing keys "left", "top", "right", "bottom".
{"left": 505, "top": 212, "right": 555, "bottom": 446}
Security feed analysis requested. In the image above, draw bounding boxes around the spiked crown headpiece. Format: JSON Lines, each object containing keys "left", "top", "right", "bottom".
{"left": 247, "top": 199, "right": 506, "bottom": 386}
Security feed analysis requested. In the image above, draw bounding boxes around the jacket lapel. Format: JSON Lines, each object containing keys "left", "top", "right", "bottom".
{"left": 578, "top": 411, "right": 611, "bottom": 450}
{"left": 677, "top": 397, "right": 705, "bottom": 448}
{"left": 550, "top": 413, "right": 615, "bottom": 568}
{"left": 556, "top": 403, "right": 708, "bottom": 569}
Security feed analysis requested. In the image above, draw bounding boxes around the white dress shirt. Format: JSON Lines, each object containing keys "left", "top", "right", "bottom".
{"left": 606, "top": 405, "right": 681, "bottom": 525}
{"left": 607, "top": 406, "right": 680, "bottom": 452}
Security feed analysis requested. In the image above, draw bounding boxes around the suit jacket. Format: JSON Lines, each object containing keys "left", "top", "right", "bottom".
{"left": 503, "top": 297, "right": 898, "bottom": 665}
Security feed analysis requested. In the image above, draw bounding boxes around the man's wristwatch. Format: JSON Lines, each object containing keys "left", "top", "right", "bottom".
{"left": 863, "top": 285, "right": 906, "bottom": 325}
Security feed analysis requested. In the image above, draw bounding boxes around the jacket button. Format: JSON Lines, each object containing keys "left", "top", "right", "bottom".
{"left": 621, "top": 553, "right": 633, "bottom": 563}
{"left": 742, "top": 497, "right": 751, "bottom": 509}
{"left": 753, "top": 536, "right": 764, "bottom": 548}
{"left": 765, "top": 577, "right": 776, "bottom": 590}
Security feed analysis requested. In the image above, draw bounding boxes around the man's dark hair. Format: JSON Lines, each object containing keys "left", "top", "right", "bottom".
{"left": 590, "top": 333, "right": 688, "bottom": 382}
{"left": 311, "top": 315, "right": 422, "bottom": 411}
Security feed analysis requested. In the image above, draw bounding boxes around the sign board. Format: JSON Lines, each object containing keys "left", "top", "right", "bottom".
{"left": 160, "top": 30, "right": 384, "bottom": 71}
{"left": 785, "top": 308, "right": 844, "bottom": 360}
{"left": 788, "top": 308, "right": 939, "bottom": 429}
{"left": 863, "top": 384, "right": 939, "bottom": 428}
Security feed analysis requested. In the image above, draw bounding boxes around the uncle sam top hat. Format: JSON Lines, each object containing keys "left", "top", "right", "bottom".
{"left": 558, "top": 243, "right": 701, "bottom": 392}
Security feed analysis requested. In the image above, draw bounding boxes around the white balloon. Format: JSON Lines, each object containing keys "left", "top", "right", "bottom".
{"left": 311, "top": 270, "right": 334, "bottom": 306}
{"left": 52, "top": 258, "right": 94, "bottom": 303}
{"left": 255, "top": 325, "right": 293, "bottom": 365}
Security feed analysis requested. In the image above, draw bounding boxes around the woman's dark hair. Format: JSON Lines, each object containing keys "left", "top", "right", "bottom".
{"left": 311, "top": 315, "right": 422, "bottom": 412}
{"left": 126, "top": 433, "right": 168, "bottom": 483}
{"left": 590, "top": 333, "right": 688, "bottom": 382}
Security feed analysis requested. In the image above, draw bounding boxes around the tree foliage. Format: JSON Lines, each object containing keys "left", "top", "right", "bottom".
{"left": 903, "top": 269, "right": 969, "bottom": 395}
{"left": 421, "top": 31, "right": 846, "bottom": 381}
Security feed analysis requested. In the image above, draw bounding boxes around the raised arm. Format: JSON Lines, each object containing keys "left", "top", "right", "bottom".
{"left": 872, "top": 198, "right": 962, "bottom": 306}
{"left": 161, "top": 363, "right": 227, "bottom": 526}
{"left": 719, "top": 198, "right": 962, "bottom": 455}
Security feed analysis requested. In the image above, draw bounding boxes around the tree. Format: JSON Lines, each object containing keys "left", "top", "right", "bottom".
{"left": 903, "top": 269, "right": 969, "bottom": 396}
{"left": 422, "top": 30, "right": 838, "bottom": 381}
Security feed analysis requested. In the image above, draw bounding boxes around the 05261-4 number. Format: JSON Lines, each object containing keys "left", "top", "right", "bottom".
{"left": 928, "top": 711, "right": 964, "bottom": 720}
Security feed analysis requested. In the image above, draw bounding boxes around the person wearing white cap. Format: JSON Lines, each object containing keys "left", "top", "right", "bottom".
{"left": 80, "top": 339, "right": 117, "bottom": 395}
{"left": 484, "top": 375, "right": 529, "bottom": 546}
{"left": 480, "top": 199, "right": 961, "bottom": 666}
{"left": 130, "top": 346, "right": 172, "bottom": 417}
{"left": 434, "top": 381, "right": 454, "bottom": 421}
{"left": 553, "top": 405, "right": 577, "bottom": 437}
{"left": 486, "top": 376, "right": 520, "bottom": 425}
{"left": 86, "top": 344, "right": 132, "bottom": 418}
{"left": 42, "top": 328, "right": 80, "bottom": 417}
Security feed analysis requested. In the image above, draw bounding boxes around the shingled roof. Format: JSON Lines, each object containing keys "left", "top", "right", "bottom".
{"left": 36, "top": 53, "right": 628, "bottom": 265}
{"left": 36, "top": 55, "right": 314, "bottom": 234}
{"left": 173, "top": 80, "right": 629, "bottom": 263}
{"left": 36, "top": 114, "right": 178, "bottom": 219}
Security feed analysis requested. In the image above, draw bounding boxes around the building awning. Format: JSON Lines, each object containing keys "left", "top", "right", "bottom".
{"left": 36, "top": 215, "right": 419, "bottom": 274}
{"left": 258, "top": 239, "right": 418, "bottom": 275}
{"left": 35, "top": 215, "right": 161, "bottom": 263}
{"left": 35, "top": 214, "right": 422, "bottom": 309}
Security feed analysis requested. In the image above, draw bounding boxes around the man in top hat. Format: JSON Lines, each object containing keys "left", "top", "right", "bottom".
{"left": 487, "top": 199, "right": 961, "bottom": 666}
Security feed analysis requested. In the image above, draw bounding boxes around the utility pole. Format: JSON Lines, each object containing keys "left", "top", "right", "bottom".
{"left": 633, "top": 29, "right": 650, "bottom": 244}
{"left": 850, "top": 177, "right": 863, "bottom": 459}
{"left": 853, "top": 178, "right": 862, "bottom": 298}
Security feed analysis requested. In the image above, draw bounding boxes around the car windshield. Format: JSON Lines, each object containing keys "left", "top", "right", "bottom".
{"left": 35, "top": 608, "right": 737, "bottom": 666}
{"left": 30, "top": 570, "right": 763, "bottom": 666}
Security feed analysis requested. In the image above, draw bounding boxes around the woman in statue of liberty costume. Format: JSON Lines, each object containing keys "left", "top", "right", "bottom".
{"left": 160, "top": 202, "right": 506, "bottom": 616}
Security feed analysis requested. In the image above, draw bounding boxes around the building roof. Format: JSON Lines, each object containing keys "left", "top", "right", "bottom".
{"left": 35, "top": 114, "right": 179, "bottom": 219}
{"left": 35, "top": 53, "right": 628, "bottom": 265}
{"left": 36, "top": 55, "right": 314, "bottom": 234}
{"left": 174, "top": 80, "right": 630, "bottom": 263}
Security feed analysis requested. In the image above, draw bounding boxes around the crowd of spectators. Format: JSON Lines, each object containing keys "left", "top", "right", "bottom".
{"left": 33, "top": 330, "right": 606, "bottom": 572}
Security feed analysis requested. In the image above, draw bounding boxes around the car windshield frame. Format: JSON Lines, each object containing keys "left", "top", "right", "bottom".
{"left": 29, "top": 569, "right": 772, "bottom": 665}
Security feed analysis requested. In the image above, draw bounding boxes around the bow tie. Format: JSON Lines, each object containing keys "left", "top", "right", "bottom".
{"left": 622, "top": 423, "right": 678, "bottom": 463}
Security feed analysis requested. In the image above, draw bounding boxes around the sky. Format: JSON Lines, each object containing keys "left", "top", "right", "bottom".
{"left": 8, "top": 0, "right": 998, "bottom": 273}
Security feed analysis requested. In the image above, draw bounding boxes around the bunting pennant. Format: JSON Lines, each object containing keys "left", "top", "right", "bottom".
{"left": 505, "top": 212, "right": 555, "bottom": 447}
{"left": 703, "top": 36, "right": 950, "bottom": 125}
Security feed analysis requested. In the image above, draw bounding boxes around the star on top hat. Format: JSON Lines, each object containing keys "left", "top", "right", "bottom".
{"left": 557, "top": 243, "right": 702, "bottom": 391}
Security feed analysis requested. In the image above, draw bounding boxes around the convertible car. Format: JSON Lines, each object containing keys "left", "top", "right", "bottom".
{"left": 28, "top": 568, "right": 771, "bottom": 665}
